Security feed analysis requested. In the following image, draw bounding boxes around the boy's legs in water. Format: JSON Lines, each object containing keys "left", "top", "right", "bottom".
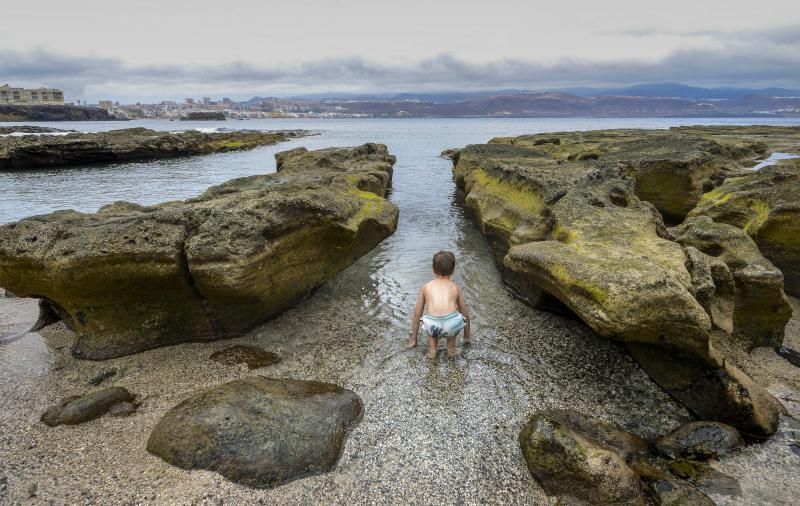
{"left": 447, "top": 336, "right": 457, "bottom": 358}
{"left": 427, "top": 335, "right": 438, "bottom": 359}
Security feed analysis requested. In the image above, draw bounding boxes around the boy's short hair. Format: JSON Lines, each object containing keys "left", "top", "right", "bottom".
{"left": 432, "top": 250, "right": 456, "bottom": 276}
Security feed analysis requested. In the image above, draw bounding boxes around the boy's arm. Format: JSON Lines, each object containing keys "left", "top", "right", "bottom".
{"left": 406, "top": 286, "right": 426, "bottom": 348}
{"left": 457, "top": 286, "right": 471, "bottom": 343}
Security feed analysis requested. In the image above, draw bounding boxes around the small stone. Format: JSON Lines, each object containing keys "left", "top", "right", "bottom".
{"left": 41, "top": 387, "right": 134, "bottom": 426}
{"left": 88, "top": 369, "right": 117, "bottom": 386}
{"left": 657, "top": 421, "right": 745, "bottom": 460}
{"left": 209, "top": 345, "right": 281, "bottom": 369}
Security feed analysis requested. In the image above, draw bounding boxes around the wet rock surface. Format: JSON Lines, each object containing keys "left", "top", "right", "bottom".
{"left": 0, "top": 143, "right": 399, "bottom": 359}
{"left": 518, "top": 409, "right": 647, "bottom": 504}
{"left": 656, "top": 421, "right": 745, "bottom": 460}
{"left": 209, "top": 345, "right": 281, "bottom": 369}
{"left": 146, "top": 376, "right": 363, "bottom": 488}
{"left": 648, "top": 479, "right": 715, "bottom": 506}
{"left": 40, "top": 386, "right": 134, "bottom": 426}
{"left": 451, "top": 126, "right": 797, "bottom": 435}
{"left": 0, "top": 127, "right": 302, "bottom": 170}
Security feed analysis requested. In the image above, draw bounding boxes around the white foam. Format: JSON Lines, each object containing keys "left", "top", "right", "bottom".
{"left": 749, "top": 152, "right": 800, "bottom": 170}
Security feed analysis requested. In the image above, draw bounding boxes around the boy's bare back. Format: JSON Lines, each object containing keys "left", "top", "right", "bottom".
{"left": 407, "top": 251, "right": 471, "bottom": 359}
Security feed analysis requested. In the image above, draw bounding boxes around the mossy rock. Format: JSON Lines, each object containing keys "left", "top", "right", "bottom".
{"left": 0, "top": 144, "right": 399, "bottom": 359}
{"left": 690, "top": 158, "right": 800, "bottom": 297}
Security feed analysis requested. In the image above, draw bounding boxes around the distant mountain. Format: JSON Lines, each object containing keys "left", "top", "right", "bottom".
{"left": 572, "top": 83, "right": 800, "bottom": 100}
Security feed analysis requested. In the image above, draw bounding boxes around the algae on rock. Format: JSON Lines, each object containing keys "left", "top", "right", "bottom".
{"left": 0, "top": 144, "right": 399, "bottom": 359}
{"left": 452, "top": 127, "right": 795, "bottom": 436}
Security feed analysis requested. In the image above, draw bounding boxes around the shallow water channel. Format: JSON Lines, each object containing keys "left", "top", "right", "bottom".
{"left": 1, "top": 117, "right": 800, "bottom": 503}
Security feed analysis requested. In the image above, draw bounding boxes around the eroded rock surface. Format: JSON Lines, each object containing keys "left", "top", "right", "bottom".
{"left": 452, "top": 127, "right": 796, "bottom": 435}
{"left": 146, "top": 377, "right": 363, "bottom": 489}
{"left": 41, "top": 386, "right": 135, "bottom": 426}
{"left": 0, "top": 143, "right": 398, "bottom": 359}
{"left": 690, "top": 158, "right": 800, "bottom": 297}
{"left": 209, "top": 345, "right": 281, "bottom": 369}
{"left": 0, "top": 127, "right": 302, "bottom": 169}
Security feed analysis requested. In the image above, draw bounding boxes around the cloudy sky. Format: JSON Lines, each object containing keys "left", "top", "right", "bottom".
{"left": 1, "top": 0, "right": 798, "bottom": 101}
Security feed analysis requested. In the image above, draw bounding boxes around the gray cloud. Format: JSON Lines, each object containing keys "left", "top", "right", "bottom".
{"left": 2, "top": 30, "right": 799, "bottom": 102}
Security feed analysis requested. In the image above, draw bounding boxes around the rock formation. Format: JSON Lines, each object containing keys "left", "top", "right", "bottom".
{"left": 689, "top": 159, "right": 800, "bottom": 297}
{"left": 0, "top": 127, "right": 303, "bottom": 170}
{"left": 655, "top": 421, "right": 745, "bottom": 460}
{"left": 451, "top": 127, "right": 800, "bottom": 435}
{"left": 41, "top": 386, "right": 135, "bottom": 426}
{"left": 0, "top": 143, "right": 398, "bottom": 359}
{"left": 0, "top": 104, "right": 115, "bottom": 122}
{"left": 147, "top": 377, "right": 363, "bottom": 488}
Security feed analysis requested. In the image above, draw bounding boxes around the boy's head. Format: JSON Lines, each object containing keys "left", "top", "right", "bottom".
{"left": 432, "top": 250, "right": 456, "bottom": 277}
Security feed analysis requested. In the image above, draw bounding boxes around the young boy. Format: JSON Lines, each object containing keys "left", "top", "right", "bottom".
{"left": 406, "top": 250, "right": 471, "bottom": 359}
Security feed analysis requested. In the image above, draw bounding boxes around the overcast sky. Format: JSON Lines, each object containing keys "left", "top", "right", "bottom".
{"left": 1, "top": 0, "right": 799, "bottom": 101}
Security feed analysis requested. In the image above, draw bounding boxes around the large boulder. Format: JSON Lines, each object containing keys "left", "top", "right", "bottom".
{"left": 146, "top": 377, "right": 363, "bottom": 489}
{"left": 0, "top": 144, "right": 399, "bottom": 359}
{"left": 452, "top": 128, "right": 791, "bottom": 435}
{"left": 0, "top": 127, "right": 302, "bottom": 169}
{"left": 519, "top": 410, "right": 647, "bottom": 504}
{"left": 689, "top": 158, "right": 800, "bottom": 296}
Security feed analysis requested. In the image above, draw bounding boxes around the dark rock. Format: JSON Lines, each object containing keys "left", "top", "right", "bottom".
{"left": 693, "top": 469, "right": 742, "bottom": 497}
{"left": 0, "top": 144, "right": 399, "bottom": 359}
{"left": 657, "top": 421, "right": 745, "bottom": 460}
{"left": 181, "top": 111, "right": 226, "bottom": 121}
{"left": 519, "top": 409, "right": 646, "bottom": 504}
{"left": 40, "top": 387, "right": 134, "bottom": 426}
{"left": 0, "top": 126, "right": 73, "bottom": 134}
{"left": 0, "top": 104, "right": 115, "bottom": 122}
{"left": 146, "top": 377, "right": 363, "bottom": 489}
{"left": 0, "top": 128, "right": 302, "bottom": 170}
{"left": 88, "top": 369, "right": 117, "bottom": 386}
{"left": 648, "top": 479, "right": 714, "bottom": 506}
{"left": 32, "top": 299, "right": 63, "bottom": 331}
{"left": 210, "top": 345, "right": 281, "bottom": 369}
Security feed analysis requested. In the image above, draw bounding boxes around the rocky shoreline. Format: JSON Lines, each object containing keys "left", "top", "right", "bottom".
{"left": 447, "top": 125, "right": 800, "bottom": 503}
{"left": 0, "top": 125, "right": 798, "bottom": 503}
{"left": 0, "top": 127, "right": 305, "bottom": 170}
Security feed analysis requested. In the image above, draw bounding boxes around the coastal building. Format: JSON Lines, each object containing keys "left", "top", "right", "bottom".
{"left": 98, "top": 100, "right": 114, "bottom": 112}
{"left": 0, "top": 84, "right": 64, "bottom": 105}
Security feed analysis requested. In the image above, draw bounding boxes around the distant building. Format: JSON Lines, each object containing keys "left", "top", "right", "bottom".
{"left": 185, "top": 98, "right": 194, "bottom": 104}
{"left": 0, "top": 84, "right": 64, "bottom": 105}
{"left": 98, "top": 100, "right": 114, "bottom": 112}
{"left": 202, "top": 97, "right": 211, "bottom": 105}
{"left": 222, "top": 97, "right": 232, "bottom": 105}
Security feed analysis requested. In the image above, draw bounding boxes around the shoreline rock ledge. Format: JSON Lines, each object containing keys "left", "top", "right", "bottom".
{"left": 0, "top": 127, "right": 304, "bottom": 170}
{"left": 450, "top": 126, "right": 800, "bottom": 436}
{"left": 0, "top": 143, "right": 399, "bottom": 359}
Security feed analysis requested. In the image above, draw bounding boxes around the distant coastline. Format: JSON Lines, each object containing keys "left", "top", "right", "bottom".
{"left": 0, "top": 105, "right": 122, "bottom": 122}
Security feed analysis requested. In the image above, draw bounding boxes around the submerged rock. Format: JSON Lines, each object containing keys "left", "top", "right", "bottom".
{"left": 518, "top": 410, "right": 647, "bottom": 505}
{"left": 0, "top": 127, "right": 301, "bottom": 170}
{"left": 690, "top": 158, "right": 800, "bottom": 297}
{"left": 648, "top": 479, "right": 714, "bottom": 506}
{"left": 0, "top": 143, "right": 399, "bottom": 359}
{"left": 656, "top": 421, "right": 745, "bottom": 460}
{"left": 210, "top": 345, "right": 281, "bottom": 369}
{"left": 146, "top": 376, "right": 363, "bottom": 489}
{"left": 40, "top": 386, "right": 134, "bottom": 426}
{"left": 453, "top": 127, "right": 794, "bottom": 435}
